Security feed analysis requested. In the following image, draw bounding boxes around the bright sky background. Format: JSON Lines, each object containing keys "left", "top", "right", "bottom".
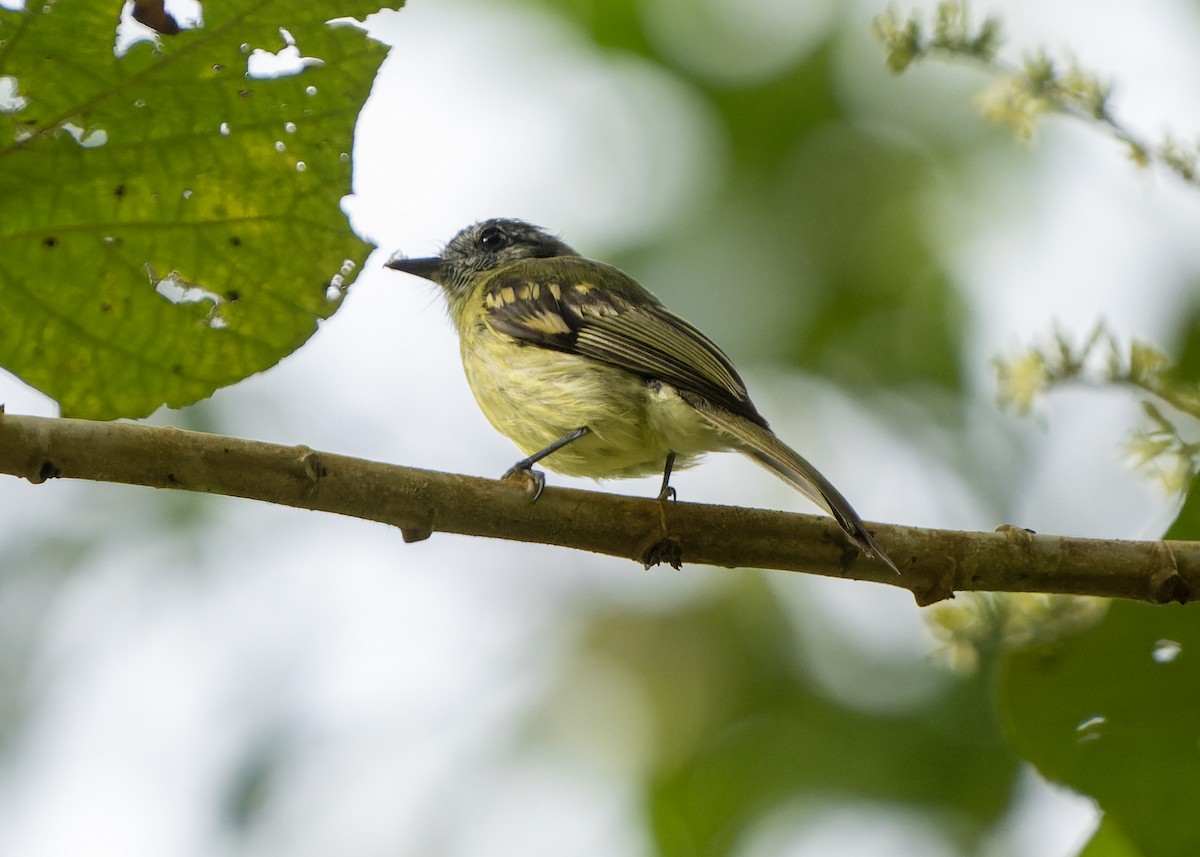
{"left": 3, "top": 0, "right": 1200, "bottom": 854}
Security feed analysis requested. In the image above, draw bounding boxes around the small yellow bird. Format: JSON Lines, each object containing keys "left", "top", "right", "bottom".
{"left": 387, "top": 219, "right": 896, "bottom": 573}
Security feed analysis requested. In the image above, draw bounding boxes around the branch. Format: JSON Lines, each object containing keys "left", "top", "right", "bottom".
{"left": 0, "top": 411, "right": 1194, "bottom": 606}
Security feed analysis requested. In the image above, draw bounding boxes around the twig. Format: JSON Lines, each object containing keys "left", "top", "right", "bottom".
{"left": 873, "top": 2, "right": 1200, "bottom": 187}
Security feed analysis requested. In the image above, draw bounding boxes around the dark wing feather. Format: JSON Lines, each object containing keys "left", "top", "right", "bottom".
{"left": 481, "top": 260, "right": 768, "bottom": 428}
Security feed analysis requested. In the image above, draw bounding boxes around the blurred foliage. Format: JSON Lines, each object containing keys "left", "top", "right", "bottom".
{"left": 548, "top": 0, "right": 968, "bottom": 395}
{"left": 1157, "top": 268, "right": 1200, "bottom": 541}
{"left": 873, "top": 0, "right": 1001, "bottom": 73}
{"left": 1165, "top": 477, "right": 1200, "bottom": 540}
{"left": 995, "top": 324, "right": 1200, "bottom": 497}
{"left": 878, "top": 0, "right": 1200, "bottom": 524}
{"left": 0, "top": 1, "right": 388, "bottom": 418}
{"left": 926, "top": 593, "right": 1107, "bottom": 673}
{"left": 558, "top": 579, "right": 1020, "bottom": 857}
{"left": 1001, "top": 601, "right": 1200, "bottom": 857}
{"left": 1170, "top": 296, "right": 1200, "bottom": 382}
{"left": 0, "top": 476, "right": 222, "bottom": 759}
{"left": 874, "top": 1, "right": 1200, "bottom": 187}
{"left": 1079, "top": 818, "right": 1144, "bottom": 857}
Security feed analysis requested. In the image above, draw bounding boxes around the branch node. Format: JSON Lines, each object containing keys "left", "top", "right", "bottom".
{"left": 912, "top": 582, "right": 956, "bottom": 607}
{"left": 911, "top": 556, "right": 958, "bottom": 606}
{"left": 400, "top": 526, "right": 433, "bottom": 543}
{"left": 996, "top": 523, "right": 1037, "bottom": 542}
{"left": 1148, "top": 542, "right": 1189, "bottom": 604}
{"left": 397, "top": 499, "right": 436, "bottom": 543}
{"left": 29, "top": 459, "right": 60, "bottom": 484}
{"left": 295, "top": 446, "right": 328, "bottom": 483}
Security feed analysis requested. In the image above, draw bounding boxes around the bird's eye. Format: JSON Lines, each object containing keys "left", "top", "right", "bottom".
{"left": 479, "top": 225, "right": 509, "bottom": 252}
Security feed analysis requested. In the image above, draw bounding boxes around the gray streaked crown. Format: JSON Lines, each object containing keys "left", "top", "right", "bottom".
{"left": 438, "top": 219, "right": 578, "bottom": 285}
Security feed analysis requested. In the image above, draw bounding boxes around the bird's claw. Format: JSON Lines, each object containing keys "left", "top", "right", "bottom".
{"left": 642, "top": 537, "right": 683, "bottom": 570}
{"left": 502, "top": 465, "right": 545, "bottom": 501}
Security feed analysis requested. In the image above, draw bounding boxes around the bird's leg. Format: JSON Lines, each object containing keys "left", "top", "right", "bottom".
{"left": 642, "top": 451, "right": 683, "bottom": 569}
{"left": 656, "top": 452, "right": 677, "bottom": 502}
{"left": 501, "top": 426, "right": 591, "bottom": 501}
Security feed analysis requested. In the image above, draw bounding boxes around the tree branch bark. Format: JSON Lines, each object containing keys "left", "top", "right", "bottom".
{"left": 0, "top": 411, "right": 1194, "bottom": 606}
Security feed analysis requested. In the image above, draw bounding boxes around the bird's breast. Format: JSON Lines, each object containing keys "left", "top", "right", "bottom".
{"left": 459, "top": 331, "right": 727, "bottom": 479}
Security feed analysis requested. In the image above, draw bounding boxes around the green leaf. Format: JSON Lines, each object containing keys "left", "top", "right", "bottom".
{"left": 1164, "top": 474, "right": 1200, "bottom": 539}
{"left": 1000, "top": 601, "right": 1200, "bottom": 857}
{"left": 1078, "top": 817, "right": 1145, "bottom": 857}
{"left": 0, "top": 1, "right": 394, "bottom": 418}
{"left": 1168, "top": 298, "right": 1200, "bottom": 382}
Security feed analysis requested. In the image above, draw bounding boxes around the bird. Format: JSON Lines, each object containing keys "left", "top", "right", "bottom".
{"left": 385, "top": 218, "right": 897, "bottom": 573}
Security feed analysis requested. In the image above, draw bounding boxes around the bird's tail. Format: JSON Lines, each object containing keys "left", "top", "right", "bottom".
{"left": 689, "top": 398, "right": 899, "bottom": 574}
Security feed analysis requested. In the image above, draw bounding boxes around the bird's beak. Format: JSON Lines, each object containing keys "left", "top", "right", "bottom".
{"left": 385, "top": 254, "right": 444, "bottom": 282}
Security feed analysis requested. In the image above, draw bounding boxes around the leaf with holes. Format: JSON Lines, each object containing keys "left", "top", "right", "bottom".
{"left": 0, "top": 1, "right": 397, "bottom": 418}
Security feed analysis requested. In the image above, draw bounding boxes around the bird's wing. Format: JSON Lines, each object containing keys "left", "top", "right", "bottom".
{"left": 480, "top": 260, "right": 768, "bottom": 428}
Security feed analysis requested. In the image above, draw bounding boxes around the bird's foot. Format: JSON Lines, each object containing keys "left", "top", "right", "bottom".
{"left": 501, "top": 465, "right": 546, "bottom": 501}
{"left": 641, "top": 482, "right": 681, "bottom": 568}
{"left": 641, "top": 537, "right": 683, "bottom": 570}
